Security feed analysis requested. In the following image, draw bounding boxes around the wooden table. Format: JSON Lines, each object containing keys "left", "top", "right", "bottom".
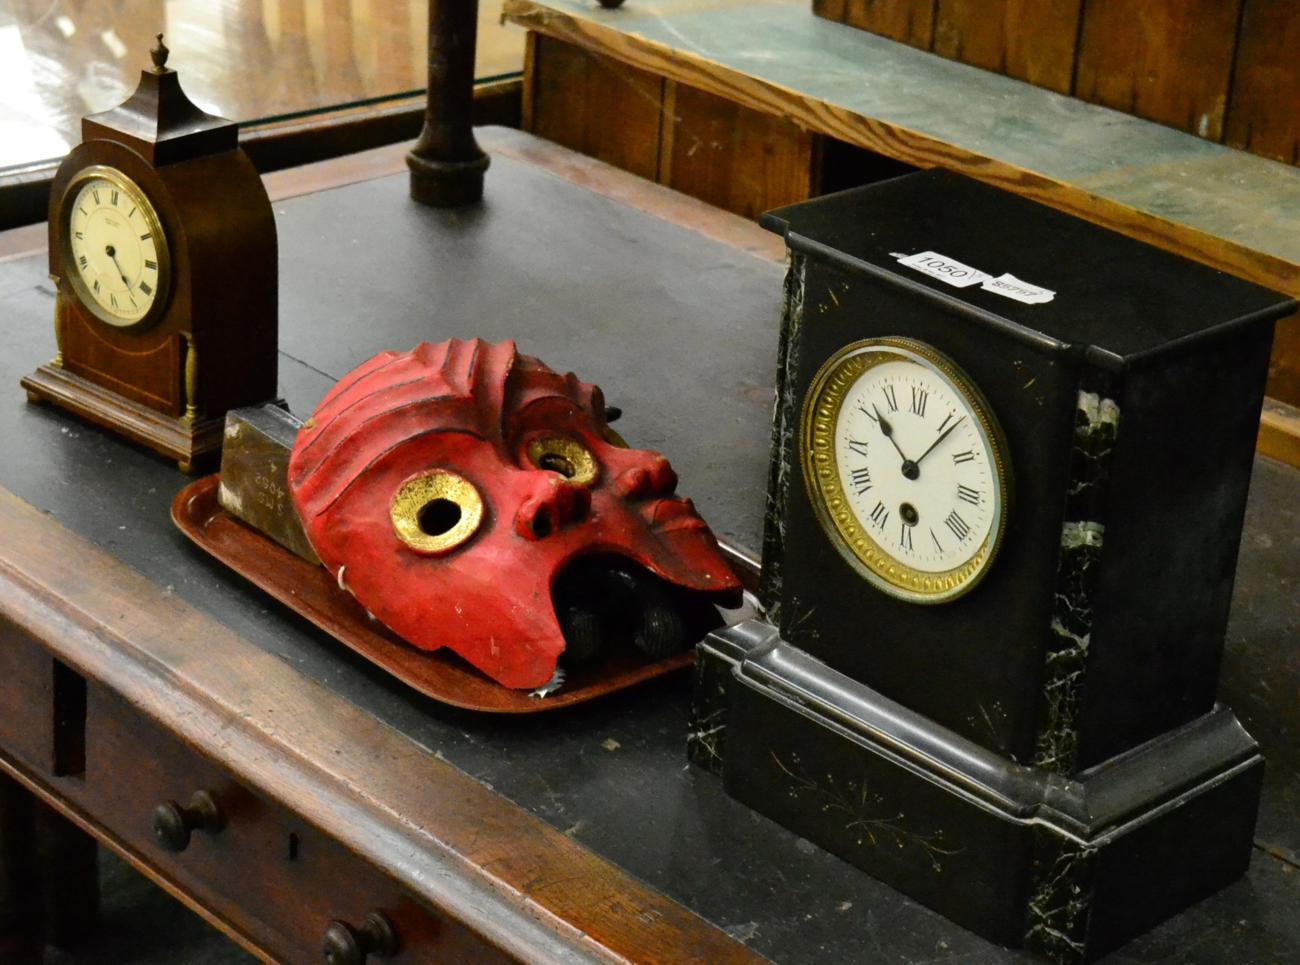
{"left": 0, "top": 129, "right": 1296, "bottom": 964}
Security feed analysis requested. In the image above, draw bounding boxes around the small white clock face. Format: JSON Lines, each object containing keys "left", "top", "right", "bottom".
{"left": 802, "top": 338, "right": 1010, "bottom": 604}
{"left": 62, "top": 168, "right": 167, "bottom": 327}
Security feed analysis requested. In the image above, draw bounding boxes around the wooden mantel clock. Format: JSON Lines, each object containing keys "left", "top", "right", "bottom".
{"left": 23, "top": 36, "right": 277, "bottom": 472}
{"left": 690, "top": 170, "right": 1295, "bottom": 962}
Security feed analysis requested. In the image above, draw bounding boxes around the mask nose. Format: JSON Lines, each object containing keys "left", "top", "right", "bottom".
{"left": 613, "top": 454, "right": 678, "bottom": 500}
{"left": 515, "top": 476, "right": 592, "bottom": 540}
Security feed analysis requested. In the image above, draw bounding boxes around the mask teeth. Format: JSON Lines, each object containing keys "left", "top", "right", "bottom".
{"left": 529, "top": 665, "right": 567, "bottom": 699}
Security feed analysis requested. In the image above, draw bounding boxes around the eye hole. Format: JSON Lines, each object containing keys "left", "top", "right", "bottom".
{"left": 539, "top": 453, "right": 574, "bottom": 476}
{"left": 527, "top": 437, "right": 599, "bottom": 487}
{"left": 391, "top": 471, "right": 483, "bottom": 555}
{"left": 418, "top": 498, "right": 462, "bottom": 536}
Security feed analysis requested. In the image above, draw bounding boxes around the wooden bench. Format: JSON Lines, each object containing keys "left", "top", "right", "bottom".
{"left": 502, "top": 0, "right": 1300, "bottom": 465}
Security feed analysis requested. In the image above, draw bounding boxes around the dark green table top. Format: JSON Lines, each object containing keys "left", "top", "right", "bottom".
{"left": 1, "top": 140, "right": 1296, "bottom": 963}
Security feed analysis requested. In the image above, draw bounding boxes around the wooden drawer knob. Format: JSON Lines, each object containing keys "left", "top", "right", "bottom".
{"left": 322, "top": 911, "right": 399, "bottom": 964}
{"left": 151, "top": 790, "right": 225, "bottom": 852}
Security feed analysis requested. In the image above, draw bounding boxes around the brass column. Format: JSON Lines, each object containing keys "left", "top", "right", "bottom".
{"left": 408, "top": 0, "right": 489, "bottom": 207}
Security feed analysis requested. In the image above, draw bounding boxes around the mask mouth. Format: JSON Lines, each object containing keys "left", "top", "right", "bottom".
{"left": 644, "top": 496, "right": 709, "bottom": 533}
{"left": 551, "top": 554, "right": 726, "bottom": 666}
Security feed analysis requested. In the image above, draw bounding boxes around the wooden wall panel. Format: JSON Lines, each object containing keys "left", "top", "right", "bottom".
{"left": 527, "top": 36, "right": 820, "bottom": 220}
{"left": 1267, "top": 314, "right": 1300, "bottom": 408}
{"left": 815, "top": 0, "right": 1298, "bottom": 167}
{"left": 812, "top": 0, "right": 849, "bottom": 21}
{"left": 819, "top": 0, "right": 938, "bottom": 50}
{"left": 1074, "top": 0, "right": 1244, "bottom": 141}
{"left": 1225, "top": 0, "right": 1300, "bottom": 166}
{"left": 526, "top": 35, "right": 664, "bottom": 182}
{"left": 661, "top": 83, "right": 815, "bottom": 220}
{"left": 933, "top": 0, "right": 1082, "bottom": 94}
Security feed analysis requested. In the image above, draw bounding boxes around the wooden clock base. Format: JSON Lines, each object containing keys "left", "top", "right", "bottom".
{"left": 691, "top": 622, "right": 1264, "bottom": 963}
{"left": 20, "top": 363, "right": 224, "bottom": 473}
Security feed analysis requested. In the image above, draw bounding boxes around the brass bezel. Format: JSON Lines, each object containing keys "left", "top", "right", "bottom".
{"left": 800, "top": 337, "right": 1012, "bottom": 605}
{"left": 527, "top": 436, "right": 600, "bottom": 487}
{"left": 390, "top": 470, "right": 484, "bottom": 555}
{"left": 59, "top": 165, "right": 172, "bottom": 330}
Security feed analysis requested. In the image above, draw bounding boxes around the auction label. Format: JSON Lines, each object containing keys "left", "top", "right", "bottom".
{"left": 893, "top": 252, "right": 1055, "bottom": 305}
{"left": 892, "top": 251, "right": 990, "bottom": 288}
{"left": 980, "top": 273, "right": 1055, "bottom": 304}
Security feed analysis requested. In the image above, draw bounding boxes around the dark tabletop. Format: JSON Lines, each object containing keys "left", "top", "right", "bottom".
{"left": 1, "top": 148, "right": 1296, "bottom": 964}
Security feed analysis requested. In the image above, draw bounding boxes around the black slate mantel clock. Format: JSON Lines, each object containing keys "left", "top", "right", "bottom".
{"left": 690, "top": 170, "right": 1295, "bottom": 962}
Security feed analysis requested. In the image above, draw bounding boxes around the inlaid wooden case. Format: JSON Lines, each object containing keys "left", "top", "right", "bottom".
{"left": 22, "top": 39, "right": 277, "bottom": 472}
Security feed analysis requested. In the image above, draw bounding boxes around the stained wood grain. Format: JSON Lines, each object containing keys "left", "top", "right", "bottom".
{"left": 812, "top": 0, "right": 847, "bottom": 21}
{"left": 0, "top": 485, "right": 763, "bottom": 964}
{"left": 663, "top": 82, "right": 815, "bottom": 219}
{"left": 77, "top": 683, "right": 516, "bottom": 963}
{"left": 1267, "top": 310, "right": 1300, "bottom": 404}
{"left": 527, "top": 35, "right": 664, "bottom": 182}
{"left": 827, "top": 0, "right": 937, "bottom": 49}
{"left": 1074, "top": 0, "right": 1244, "bottom": 141}
{"left": 826, "top": 0, "right": 1298, "bottom": 170}
{"left": 1226, "top": 0, "right": 1300, "bottom": 166}
{"left": 0, "top": 623, "right": 57, "bottom": 774}
{"left": 0, "top": 756, "right": 269, "bottom": 963}
{"left": 933, "top": 0, "right": 1082, "bottom": 94}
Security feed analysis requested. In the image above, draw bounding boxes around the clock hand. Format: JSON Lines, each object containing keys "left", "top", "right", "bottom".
{"left": 872, "top": 404, "right": 919, "bottom": 480}
{"left": 872, "top": 404, "right": 909, "bottom": 460}
{"left": 105, "top": 244, "right": 131, "bottom": 288}
{"left": 914, "top": 416, "right": 967, "bottom": 467}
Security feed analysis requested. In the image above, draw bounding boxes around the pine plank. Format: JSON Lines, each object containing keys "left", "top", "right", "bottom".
{"left": 833, "top": 0, "right": 937, "bottom": 50}
{"left": 933, "top": 0, "right": 1082, "bottom": 94}
{"left": 1225, "top": 0, "right": 1300, "bottom": 166}
{"left": 526, "top": 35, "right": 664, "bottom": 182}
{"left": 1074, "top": 0, "right": 1243, "bottom": 141}
{"left": 664, "top": 82, "right": 816, "bottom": 219}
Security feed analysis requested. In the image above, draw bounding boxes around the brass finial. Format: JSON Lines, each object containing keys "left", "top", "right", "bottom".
{"left": 151, "top": 33, "right": 170, "bottom": 71}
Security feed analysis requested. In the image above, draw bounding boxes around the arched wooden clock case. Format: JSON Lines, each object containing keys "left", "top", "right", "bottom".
{"left": 22, "top": 39, "right": 277, "bottom": 472}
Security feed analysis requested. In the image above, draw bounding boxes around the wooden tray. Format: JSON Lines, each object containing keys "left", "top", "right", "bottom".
{"left": 172, "top": 475, "right": 756, "bottom": 713}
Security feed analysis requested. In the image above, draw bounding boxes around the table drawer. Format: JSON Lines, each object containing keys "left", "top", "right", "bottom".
{"left": 0, "top": 618, "right": 83, "bottom": 776}
{"left": 76, "top": 684, "right": 514, "bottom": 964}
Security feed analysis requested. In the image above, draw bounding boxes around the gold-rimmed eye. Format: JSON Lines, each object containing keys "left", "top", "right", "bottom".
{"left": 527, "top": 436, "right": 599, "bottom": 487}
{"left": 390, "top": 471, "right": 483, "bottom": 555}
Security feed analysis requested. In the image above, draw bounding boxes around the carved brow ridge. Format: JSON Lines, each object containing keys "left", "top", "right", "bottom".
{"left": 313, "top": 426, "right": 487, "bottom": 517}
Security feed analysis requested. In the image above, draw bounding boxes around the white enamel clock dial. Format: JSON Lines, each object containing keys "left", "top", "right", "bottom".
{"left": 802, "top": 338, "right": 1010, "bottom": 604}
{"left": 62, "top": 167, "right": 168, "bottom": 327}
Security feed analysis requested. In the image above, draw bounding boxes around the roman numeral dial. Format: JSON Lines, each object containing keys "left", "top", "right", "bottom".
{"left": 804, "top": 338, "right": 1011, "bottom": 604}
{"left": 62, "top": 168, "right": 167, "bottom": 328}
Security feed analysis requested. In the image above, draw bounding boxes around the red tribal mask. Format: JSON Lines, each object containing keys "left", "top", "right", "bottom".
{"left": 288, "top": 339, "right": 741, "bottom": 689}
